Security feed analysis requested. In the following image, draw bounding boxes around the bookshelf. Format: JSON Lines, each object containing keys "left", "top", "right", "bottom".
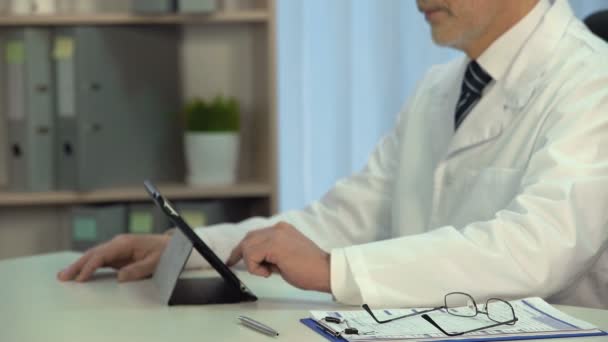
{"left": 0, "top": 0, "right": 278, "bottom": 260}
{"left": 0, "top": 183, "right": 273, "bottom": 207}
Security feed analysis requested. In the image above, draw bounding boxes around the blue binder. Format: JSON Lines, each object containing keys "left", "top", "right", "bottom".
{"left": 71, "top": 204, "right": 127, "bottom": 251}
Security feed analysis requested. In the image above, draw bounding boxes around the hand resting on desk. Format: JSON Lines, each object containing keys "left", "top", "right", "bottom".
{"left": 57, "top": 222, "right": 332, "bottom": 295}
{"left": 57, "top": 234, "right": 170, "bottom": 282}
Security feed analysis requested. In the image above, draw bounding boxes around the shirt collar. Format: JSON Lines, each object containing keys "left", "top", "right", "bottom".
{"left": 477, "top": 0, "right": 552, "bottom": 81}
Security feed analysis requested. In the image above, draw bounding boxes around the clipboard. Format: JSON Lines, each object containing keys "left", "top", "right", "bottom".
{"left": 145, "top": 180, "right": 257, "bottom": 305}
{"left": 300, "top": 317, "right": 608, "bottom": 342}
{"left": 301, "top": 318, "right": 347, "bottom": 342}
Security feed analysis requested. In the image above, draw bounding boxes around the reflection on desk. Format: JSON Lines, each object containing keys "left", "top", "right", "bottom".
{"left": 1, "top": 252, "right": 607, "bottom": 342}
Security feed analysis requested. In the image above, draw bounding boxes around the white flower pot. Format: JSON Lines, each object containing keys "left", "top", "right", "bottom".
{"left": 222, "top": 0, "right": 250, "bottom": 12}
{"left": 184, "top": 132, "right": 239, "bottom": 186}
{"left": 10, "top": 0, "right": 34, "bottom": 14}
{"left": 30, "top": 0, "right": 57, "bottom": 14}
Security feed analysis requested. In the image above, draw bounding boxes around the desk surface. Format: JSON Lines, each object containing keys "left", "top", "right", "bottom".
{"left": 1, "top": 252, "right": 607, "bottom": 342}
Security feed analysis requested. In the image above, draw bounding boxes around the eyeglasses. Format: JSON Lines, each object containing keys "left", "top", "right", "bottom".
{"left": 363, "top": 292, "right": 518, "bottom": 337}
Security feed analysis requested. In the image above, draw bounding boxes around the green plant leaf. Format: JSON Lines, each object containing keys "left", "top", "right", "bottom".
{"left": 183, "top": 95, "right": 240, "bottom": 132}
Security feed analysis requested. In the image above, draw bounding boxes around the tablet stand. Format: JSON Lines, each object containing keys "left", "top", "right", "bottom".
{"left": 153, "top": 229, "right": 255, "bottom": 305}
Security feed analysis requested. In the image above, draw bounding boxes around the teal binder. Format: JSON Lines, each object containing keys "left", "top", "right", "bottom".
{"left": 4, "top": 28, "right": 55, "bottom": 192}
{"left": 71, "top": 204, "right": 127, "bottom": 251}
{"left": 0, "top": 33, "right": 7, "bottom": 188}
{"left": 179, "top": 0, "right": 216, "bottom": 12}
{"left": 131, "top": 0, "right": 176, "bottom": 12}
{"left": 132, "top": 0, "right": 216, "bottom": 13}
{"left": 53, "top": 26, "right": 183, "bottom": 191}
{"left": 53, "top": 32, "right": 77, "bottom": 190}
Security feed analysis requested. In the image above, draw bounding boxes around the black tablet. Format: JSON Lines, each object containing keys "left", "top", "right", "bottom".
{"left": 145, "top": 180, "right": 257, "bottom": 305}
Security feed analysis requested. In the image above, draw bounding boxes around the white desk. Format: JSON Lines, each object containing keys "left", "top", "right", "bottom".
{"left": 1, "top": 252, "right": 607, "bottom": 342}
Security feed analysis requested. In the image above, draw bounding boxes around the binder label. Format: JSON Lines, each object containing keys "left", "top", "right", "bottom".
{"left": 57, "top": 60, "right": 76, "bottom": 118}
{"left": 5, "top": 41, "right": 24, "bottom": 65}
{"left": 6, "top": 62, "right": 25, "bottom": 121}
{"left": 55, "top": 36, "right": 76, "bottom": 118}
{"left": 182, "top": 211, "right": 207, "bottom": 228}
{"left": 129, "top": 212, "right": 154, "bottom": 234}
{"left": 53, "top": 37, "right": 74, "bottom": 60}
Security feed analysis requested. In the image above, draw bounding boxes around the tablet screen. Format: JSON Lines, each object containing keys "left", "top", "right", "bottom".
{"left": 144, "top": 181, "right": 256, "bottom": 300}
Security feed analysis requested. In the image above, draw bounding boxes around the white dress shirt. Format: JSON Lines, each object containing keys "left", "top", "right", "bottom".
{"left": 187, "top": 0, "right": 608, "bottom": 309}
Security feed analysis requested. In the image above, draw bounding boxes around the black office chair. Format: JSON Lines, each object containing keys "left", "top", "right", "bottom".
{"left": 584, "top": 10, "right": 608, "bottom": 42}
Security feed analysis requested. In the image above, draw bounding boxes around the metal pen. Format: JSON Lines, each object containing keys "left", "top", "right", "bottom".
{"left": 238, "top": 315, "right": 280, "bottom": 337}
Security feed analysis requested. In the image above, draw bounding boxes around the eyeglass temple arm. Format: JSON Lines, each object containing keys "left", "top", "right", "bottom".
{"left": 422, "top": 314, "right": 461, "bottom": 336}
{"left": 362, "top": 304, "right": 444, "bottom": 324}
{"left": 422, "top": 314, "right": 519, "bottom": 337}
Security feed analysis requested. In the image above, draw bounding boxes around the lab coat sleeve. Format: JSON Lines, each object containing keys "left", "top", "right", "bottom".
{"left": 336, "top": 70, "right": 608, "bottom": 307}
{"left": 183, "top": 120, "right": 401, "bottom": 275}
{"left": 183, "top": 70, "right": 431, "bottom": 279}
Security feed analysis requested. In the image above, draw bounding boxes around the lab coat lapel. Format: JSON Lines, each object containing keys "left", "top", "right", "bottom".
{"left": 428, "top": 60, "right": 464, "bottom": 156}
{"left": 445, "top": 0, "right": 574, "bottom": 160}
{"left": 445, "top": 87, "right": 512, "bottom": 159}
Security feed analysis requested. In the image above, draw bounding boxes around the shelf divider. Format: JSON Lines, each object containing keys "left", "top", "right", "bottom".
{"left": 0, "top": 10, "right": 269, "bottom": 26}
{"left": 0, "top": 183, "right": 272, "bottom": 207}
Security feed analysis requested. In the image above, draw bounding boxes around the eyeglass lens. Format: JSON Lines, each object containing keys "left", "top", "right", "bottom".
{"left": 445, "top": 293, "right": 515, "bottom": 322}
{"left": 445, "top": 292, "right": 477, "bottom": 317}
{"left": 486, "top": 298, "right": 516, "bottom": 323}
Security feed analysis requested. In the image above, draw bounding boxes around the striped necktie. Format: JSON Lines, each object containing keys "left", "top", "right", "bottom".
{"left": 454, "top": 61, "right": 493, "bottom": 130}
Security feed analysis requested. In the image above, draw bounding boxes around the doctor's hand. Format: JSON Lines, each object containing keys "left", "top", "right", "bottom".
{"left": 226, "top": 222, "right": 331, "bottom": 293}
{"left": 57, "top": 234, "right": 170, "bottom": 283}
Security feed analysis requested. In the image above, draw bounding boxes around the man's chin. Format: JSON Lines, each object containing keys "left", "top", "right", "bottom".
{"left": 430, "top": 31, "right": 465, "bottom": 50}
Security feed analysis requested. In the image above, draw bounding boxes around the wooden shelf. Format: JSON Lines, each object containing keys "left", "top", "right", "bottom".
{"left": 0, "top": 10, "right": 269, "bottom": 26}
{"left": 0, "top": 183, "right": 272, "bottom": 207}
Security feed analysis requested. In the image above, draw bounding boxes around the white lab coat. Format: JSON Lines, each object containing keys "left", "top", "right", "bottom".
{"left": 191, "top": 0, "right": 608, "bottom": 309}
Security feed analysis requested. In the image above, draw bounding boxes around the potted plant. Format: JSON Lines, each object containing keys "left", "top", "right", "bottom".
{"left": 183, "top": 95, "right": 240, "bottom": 186}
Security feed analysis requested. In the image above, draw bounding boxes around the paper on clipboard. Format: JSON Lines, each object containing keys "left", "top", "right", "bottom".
{"left": 307, "top": 297, "right": 607, "bottom": 341}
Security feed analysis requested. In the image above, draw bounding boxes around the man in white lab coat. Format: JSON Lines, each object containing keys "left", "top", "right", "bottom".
{"left": 59, "top": 0, "right": 608, "bottom": 309}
